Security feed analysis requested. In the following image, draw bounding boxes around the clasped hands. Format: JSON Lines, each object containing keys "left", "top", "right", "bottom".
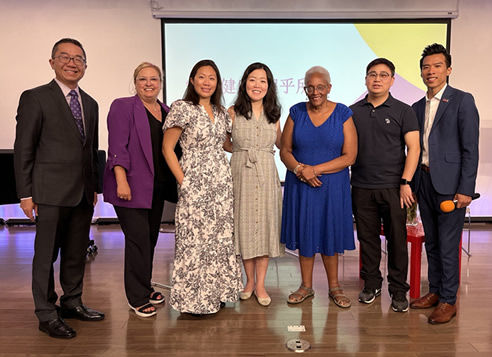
{"left": 296, "top": 164, "right": 322, "bottom": 187}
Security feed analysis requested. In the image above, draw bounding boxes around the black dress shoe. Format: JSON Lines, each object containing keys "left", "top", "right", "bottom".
{"left": 39, "top": 318, "right": 76, "bottom": 339}
{"left": 60, "top": 305, "right": 105, "bottom": 321}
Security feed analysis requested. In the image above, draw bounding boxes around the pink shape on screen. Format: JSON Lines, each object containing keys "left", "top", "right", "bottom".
{"left": 351, "top": 73, "right": 425, "bottom": 106}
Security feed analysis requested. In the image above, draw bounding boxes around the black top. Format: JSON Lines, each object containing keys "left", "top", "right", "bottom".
{"left": 146, "top": 106, "right": 167, "bottom": 185}
{"left": 350, "top": 93, "right": 419, "bottom": 188}
{"left": 145, "top": 105, "right": 181, "bottom": 203}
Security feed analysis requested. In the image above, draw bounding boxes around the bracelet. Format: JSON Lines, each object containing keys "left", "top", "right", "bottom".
{"left": 293, "top": 163, "right": 302, "bottom": 175}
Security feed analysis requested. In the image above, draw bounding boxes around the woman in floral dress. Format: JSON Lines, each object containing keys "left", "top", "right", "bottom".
{"left": 162, "top": 59, "right": 242, "bottom": 314}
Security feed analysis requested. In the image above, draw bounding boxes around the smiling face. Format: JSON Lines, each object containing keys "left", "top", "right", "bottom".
{"left": 190, "top": 65, "right": 217, "bottom": 101}
{"left": 421, "top": 53, "right": 452, "bottom": 94}
{"left": 245, "top": 68, "right": 268, "bottom": 103}
{"left": 305, "top": 73, "right": 331, "bottom": 108}
{"left": 49, "top": 42, "right": 86, "bottom": 89}
{"left": 365, "top": 63, "right": 395, "bottom": 97}
{"left": 135, "top": 66, "right": 162, "bottom": 102}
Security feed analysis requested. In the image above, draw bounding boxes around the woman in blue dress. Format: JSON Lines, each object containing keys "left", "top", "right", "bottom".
{"left": 280, "top": 66, "right": 357, "bottom": 308}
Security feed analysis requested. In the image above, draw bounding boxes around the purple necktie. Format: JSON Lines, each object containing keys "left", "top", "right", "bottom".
{"left": 69, "top": 90, "right": 85, "bottom": 139}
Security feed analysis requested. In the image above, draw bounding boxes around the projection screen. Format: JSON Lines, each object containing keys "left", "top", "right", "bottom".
{"left": 162, "top": 20, "right": 449, "bottom": 182}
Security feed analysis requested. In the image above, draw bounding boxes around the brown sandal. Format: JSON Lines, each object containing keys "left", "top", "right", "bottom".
{"left": 287, "top": 285, "right": 315, "bottom": 304}
{"left": 329, "top": 287, "right": 351, "bottom": 308}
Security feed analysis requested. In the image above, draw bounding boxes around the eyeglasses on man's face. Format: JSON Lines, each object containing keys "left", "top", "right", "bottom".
{"left": 53, "top": 54, "right": 86, "bottom": 66}
{"left": 304, "top": 85, "right": 328, "bottom": 94}
{"left": 366, "top": 71, "right": 392, "bottom": 80}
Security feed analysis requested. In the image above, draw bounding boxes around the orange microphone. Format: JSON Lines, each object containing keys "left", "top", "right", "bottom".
{"left": 439, "top": 193, "right": 480, "bottom": 213}
{"left": 440, "top": 200, "right": 457, "bottom": 213}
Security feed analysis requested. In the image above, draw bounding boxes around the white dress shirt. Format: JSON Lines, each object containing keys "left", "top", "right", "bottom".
{"left": 421, "top": 84, "right": 447, "bottom": 166}
{"left": 54, "top": 78, "right": 86, "bottom": 131}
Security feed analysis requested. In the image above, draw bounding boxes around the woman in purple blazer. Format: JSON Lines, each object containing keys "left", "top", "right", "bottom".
{"left": 103, "top": 62, "right": 179, "bottom": 317}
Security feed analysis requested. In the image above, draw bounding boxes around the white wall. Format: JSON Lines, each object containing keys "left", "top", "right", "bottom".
{"left": 0, "top": 0, "right": 162, "bottom": 152}
{"left": 0, "top": 0, "right": 490, "bottom": 214}
{"left": 451, "top": 0, "right": 491, "bottom": 122}
{"left": 451, "top": 0, "right": 492, "bottom": 215}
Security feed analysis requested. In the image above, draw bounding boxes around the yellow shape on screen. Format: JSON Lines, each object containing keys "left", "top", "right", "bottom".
{"left": 355, "top": 23, "right": 447, "bottom": 91}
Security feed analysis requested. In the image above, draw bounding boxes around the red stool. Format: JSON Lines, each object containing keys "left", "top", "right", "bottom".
{"left": 405, "top": 224, "right": 426, "bottom": 299}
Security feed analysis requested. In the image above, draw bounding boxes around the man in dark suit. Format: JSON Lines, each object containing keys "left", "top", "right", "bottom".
{"left": 410, "top": 44, "right": 479, "bottom": 324}
{"left": 14, "top": 38, "right": 105, "bottom": 339}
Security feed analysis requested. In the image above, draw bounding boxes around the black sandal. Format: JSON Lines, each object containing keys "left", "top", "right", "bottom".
{"left": 128, "top": 303, "right": 157, "bottom": 317}
{"left": 149, "top": 291, "right": 165, "bottom": 305}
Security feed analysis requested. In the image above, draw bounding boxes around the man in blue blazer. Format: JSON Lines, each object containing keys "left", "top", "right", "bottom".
{"left": 410, "top": 44, "right": 479, "bottom": 324}
{"left": 14, "top": 38, "right": 104, "bottom": 338}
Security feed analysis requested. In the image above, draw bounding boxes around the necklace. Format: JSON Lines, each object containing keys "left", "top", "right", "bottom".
{"left": 144, "top": 101, "right": 160, "bottom": 113}
{"left": 143, "top": 101, "right": 162, "bottom": 121}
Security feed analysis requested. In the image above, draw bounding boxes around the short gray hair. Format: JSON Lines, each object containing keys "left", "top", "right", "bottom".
{"left": 304, "top": 66, "right": 331, "bottom": 85}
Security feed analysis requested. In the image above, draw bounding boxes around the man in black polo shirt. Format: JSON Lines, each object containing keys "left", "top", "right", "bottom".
{"left": 350, "top": 58, "right": 420, "bottom": 312}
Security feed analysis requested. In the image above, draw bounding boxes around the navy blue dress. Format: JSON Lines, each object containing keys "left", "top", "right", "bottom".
{"left": 281, "top": 102, "right": 355, "bottom": 257}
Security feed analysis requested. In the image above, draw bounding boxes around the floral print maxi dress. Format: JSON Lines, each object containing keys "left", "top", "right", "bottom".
{"left": 163, "top": 100, "right": 242, "bottom": 314}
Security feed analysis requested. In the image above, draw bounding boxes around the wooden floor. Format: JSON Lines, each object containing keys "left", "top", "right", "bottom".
{"left": 1, "top": 223, "right": 492, "bottom": 357}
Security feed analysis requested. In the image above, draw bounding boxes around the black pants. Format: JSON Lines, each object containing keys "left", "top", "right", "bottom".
{"left": 33, "top": 198, "right": 93, "bottom": 322}
{"left": 114, "top": 183, "right": 166, "bottom": 307}
{"left": 352, "top": 187, "right": 409, "bottom": 294}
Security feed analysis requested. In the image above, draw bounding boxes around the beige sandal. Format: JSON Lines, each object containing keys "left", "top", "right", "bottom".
{"left": 287, "top": 285, "right": 315, "bottom": 304}
{"left": 329, "top": 287, "right": 351, "bottom": 308}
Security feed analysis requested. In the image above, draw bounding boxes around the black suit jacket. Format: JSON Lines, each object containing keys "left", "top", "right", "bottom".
{"left": 14, "top": 80, "right": 99, "bottom": 206}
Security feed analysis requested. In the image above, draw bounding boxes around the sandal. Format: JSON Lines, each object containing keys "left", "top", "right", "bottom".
{"left": 149, "top": 291, "right": 165, "bottom": 305}
{"left": 329, "top": 287, "right": 351, "bottom": 308}
{"left": 287, "top": 285, "right": 315, "bottom": 304}
{"left": 128, "top": 303, "right": 157, "bottom": 317}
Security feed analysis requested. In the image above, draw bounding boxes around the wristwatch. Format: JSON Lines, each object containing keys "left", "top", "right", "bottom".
{"left": 400, "top": 178, "right": 411, "bottom": 185}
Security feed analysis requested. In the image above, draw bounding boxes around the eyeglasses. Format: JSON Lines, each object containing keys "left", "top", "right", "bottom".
{"left": 53, "top": 54, "right": 86, "bottom": 66}
{"left": 366, "top": 71, "right": 391, "bottom": 80}
{"left": 304, "top": 85, "right": 328, "bottom": 94}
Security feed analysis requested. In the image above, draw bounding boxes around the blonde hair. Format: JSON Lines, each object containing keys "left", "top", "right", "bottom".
{"left": 133, "top": 62, "right": 162, "bottom": 83}
{"left": 304, "top": 66, "right": 331, "bottom": 85}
